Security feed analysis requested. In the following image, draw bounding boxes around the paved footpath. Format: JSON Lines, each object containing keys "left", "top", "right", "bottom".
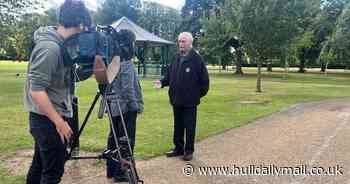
{"left": 61, "top": 98, "right": 350, "bottom": 184}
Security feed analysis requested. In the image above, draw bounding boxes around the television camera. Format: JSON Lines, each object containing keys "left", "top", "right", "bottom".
{"left": 63, "top": 25, "right": 143, "bottom": 184}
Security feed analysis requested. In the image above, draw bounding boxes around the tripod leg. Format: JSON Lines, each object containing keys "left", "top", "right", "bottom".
{"left": 125, "top": 166, "right": 138, "bottom": 184}
{"left": 103, "top": 85, "right": 143, "bottom": 183}
{"left": 104, "top": 96, "right": 126, "bottom": 175}
{"left": 116, "top": 100, "right": 134, "bottom": 155}
{"left": 68, "top": 96, "right": 80, "bottom": 155}
{"left": 67, "top": 92, "right": 101, "bottom": 160}
{"left": 97, "top": 96, "right": 106, "bottom": 119}
{"left": 105, "top": 99, "right": 123, "bottom": 158}
{"left": 116, "top": 100, "right": 142, "bottom": 182}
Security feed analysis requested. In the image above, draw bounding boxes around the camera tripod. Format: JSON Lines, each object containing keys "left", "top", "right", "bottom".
{"left": 65, "top": 84, "right": 143, "bottom": 184}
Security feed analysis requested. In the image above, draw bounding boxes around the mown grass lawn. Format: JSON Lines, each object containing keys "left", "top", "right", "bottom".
{"left": 1, "top": 61, "right": 350, "bottom": 183}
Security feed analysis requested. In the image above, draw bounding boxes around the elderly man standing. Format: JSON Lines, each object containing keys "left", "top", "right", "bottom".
{"left": 155, "top": 32, "right": 209, "bottom": 161}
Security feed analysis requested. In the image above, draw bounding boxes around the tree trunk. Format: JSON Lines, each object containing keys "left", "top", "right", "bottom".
{"left": 283, "top": 55, "right": 289, "bottom": 80}
{"left": 235, "top": 48, "right": 244, "bottom": 75}
{"left": 346, "top": 61, "right": 350, "bottom": 70}
{"left": 325, "top": 61, "right": 329, "bottom": 76}
{"left": 256, "top": 58, "right": 262, "bottom": 93}
{"left": 267, "top": 62, "right": 272, "bottom": 72}
{"left": 298, "top": 48, "right": 307, "bottom": 73}
{"left": 298, "top": 58, "right": 306, "bottom": 73}
{"left": 222, "top": 65, "right": 226, "bottom": 70}
{"left": 298, "top": 55, "right": 306, "bottom": 73}
{"left": 320, "top": 62, "right": 326, "bottom": 73}
{"left": 235, "top": 63, "right": 244, "bottom": 75}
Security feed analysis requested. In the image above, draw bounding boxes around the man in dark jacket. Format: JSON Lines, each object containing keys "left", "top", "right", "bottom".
{"left": 155, "top": 32, "right": 209, "bottom": 161}
{"left": 24, "top": 0, "right": 91, "bottom": 183}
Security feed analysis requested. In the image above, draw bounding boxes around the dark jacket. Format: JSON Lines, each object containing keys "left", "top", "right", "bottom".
{"left": 161, "top": 49, "right": 209, "bottom": 107}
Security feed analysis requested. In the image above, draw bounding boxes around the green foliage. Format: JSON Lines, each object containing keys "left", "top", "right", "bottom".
{"left": 1, "top": 13, "right": 49, "bottom": 60}
{"left": 241, "top": 0, "right": 319, "bottom": 59}
{"left": 1, "top": 0, "right": 350, "bottom": 69}
{"left": 239, "top": 0, "right": 321, "bottom": 90}
{"left": 95, "top": 0, "right": 141, "bottom": 25}
{"left": 197, "top": 0, "right": 241, "bottom": 66}
{"left": 288, "top": 31, "right": 314, "bottom": 65}
{"left": 198, "top": 16, "right": 234, "bottom": 66}
{"left": 0, "top": 0, "right": 39, "bottom": 25}
{"left": 295, "top": 0, "right": 350, "bottom": 70}
{"left": 138, "top": 2, "right": 181, "bottom": 42}
{"left": 0, "top": 0, "right": 42, "bottom": 59}
{"left": 44, "top": 7, "right": 58, "bottom": 26}
{"left": 332, "top": 2, "right": 350, "bottom": 63}
{"left": 180, "top": 0, "right": 218, "bottom": 35}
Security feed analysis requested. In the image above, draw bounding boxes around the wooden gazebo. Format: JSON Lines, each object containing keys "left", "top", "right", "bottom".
{"left": 111, "top": 17, "right": 174, "bottom": 77}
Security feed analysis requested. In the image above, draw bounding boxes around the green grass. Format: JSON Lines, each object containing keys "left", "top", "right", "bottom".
{"left": 1, "top": 61, "right": 350, "bottom": 183}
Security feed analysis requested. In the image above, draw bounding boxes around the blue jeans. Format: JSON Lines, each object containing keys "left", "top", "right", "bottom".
{"left": 26, "top": 112, "right": 67, "bottom": 184}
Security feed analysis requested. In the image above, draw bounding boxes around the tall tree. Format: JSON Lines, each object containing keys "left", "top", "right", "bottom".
{"left": 0, "top": 0, "right": 42, "bottom": 59}
{"left": 95, "top": 0, "right": 141, "bottom": 25}
{"left": 0, "top": 0, "right": 39, "bottom": 25}
{"left": 137, "top": 2, "right": 181, "bottom": 63}
{"left": 198, "top": 0, "right": 241, "bottom": 72}
{"left": 329, "top": 1, "right": 350, "bottom": 68}
{"left": 181, "top": 0, "right": 217, "bottom": 38}
{"left": 8, "top": 13, "right": 49, "bottom": 60}
{"left": 138, "top": 2, "right": 181, "bottom": 41}
{"left": 240, "top": 0, "right": 320, "bottom": 92}
{"left": 314, "top": 0, "right": 350, "bottom": 72}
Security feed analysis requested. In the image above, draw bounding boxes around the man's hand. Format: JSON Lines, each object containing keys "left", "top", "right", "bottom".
{"left": 55, "top": 119, "right": 73, "bottom": 144}
{"left": 30, "top": 90, "right": 73, "bottom": 144}
{"left": 154, "top": 80, "right": 162, "bottom": 89}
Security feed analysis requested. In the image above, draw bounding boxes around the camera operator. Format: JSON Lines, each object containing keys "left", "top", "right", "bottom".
{"left": 23, "top": 0, "right": 92, "bottom": 183}
{"left": 106, "top": 29, "right": 144, "bottom": 182}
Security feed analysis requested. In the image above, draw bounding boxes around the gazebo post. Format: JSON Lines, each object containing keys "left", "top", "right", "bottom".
{"left": 144, "top": 44, "right": 149, "bottom": 78}
{"left": 160, "top": 45, "right": 170, "bottom": 76}
{"left": 136, "top": 46, "right": 144, "bottom": 76}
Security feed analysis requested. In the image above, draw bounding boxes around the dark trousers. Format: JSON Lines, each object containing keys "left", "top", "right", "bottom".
{"left": 26, "top": 113, "right": 67, "bottom": 184}
{"left": 173, "top": 106, "right": 197, "bottom": 154}
{"left": 106, "top": 111, "right": 137, "bottom": 178}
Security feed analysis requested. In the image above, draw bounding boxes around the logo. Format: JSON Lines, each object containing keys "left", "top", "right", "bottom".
{"left": 183, "top": 163, "right": 194, "bottom": 176}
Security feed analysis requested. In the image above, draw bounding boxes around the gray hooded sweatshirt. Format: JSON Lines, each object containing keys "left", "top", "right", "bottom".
{"left": 24, "top": 26, "right": 73, "bottom": 118}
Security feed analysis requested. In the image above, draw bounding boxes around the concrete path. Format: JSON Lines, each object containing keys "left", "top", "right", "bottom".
{"left": 58, "top": 98, "right": 350, "bottom": 184}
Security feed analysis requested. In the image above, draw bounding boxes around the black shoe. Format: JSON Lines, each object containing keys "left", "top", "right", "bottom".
{"left": 183, "top": 153, "right": 193, "bottom": 161}
{"left": 166, "top": 150, "right": 183, "bottom": 157}
{"left": 113, "top": 174, "right": 129, "bottom": 183}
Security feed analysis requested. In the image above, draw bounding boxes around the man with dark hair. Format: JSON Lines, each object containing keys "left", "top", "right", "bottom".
{"left": 24, "top": 0, "right": 91, "bottom": 183}
{"left": 106, "top": 29, "right": 144, "bottom": 182}
{"left": 155, "top": 32, "right": 209, "bottom": 161}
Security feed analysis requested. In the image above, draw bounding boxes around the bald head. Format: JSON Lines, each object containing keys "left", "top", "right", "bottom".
{"left": 178, "top": 32, "right": 193, "bottom": 55}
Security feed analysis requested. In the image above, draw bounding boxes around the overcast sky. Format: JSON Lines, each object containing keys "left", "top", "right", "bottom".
{"left": 47, "top": 0, "right": 185, "bottom": 10}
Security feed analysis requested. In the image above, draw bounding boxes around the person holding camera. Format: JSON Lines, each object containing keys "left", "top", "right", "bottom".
{"left": 154, "top": 32, "right": 209, "bottom": 161}
{"left": 106, "top": 29, "right": 144, "bottom": 182}
{"left": 24, "top": 0, "right": 92, "bottom": 183}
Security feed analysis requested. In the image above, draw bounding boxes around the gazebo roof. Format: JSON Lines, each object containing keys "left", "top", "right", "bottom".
{"left": 111, "top": 16, "right": 174, "bottom": 46}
